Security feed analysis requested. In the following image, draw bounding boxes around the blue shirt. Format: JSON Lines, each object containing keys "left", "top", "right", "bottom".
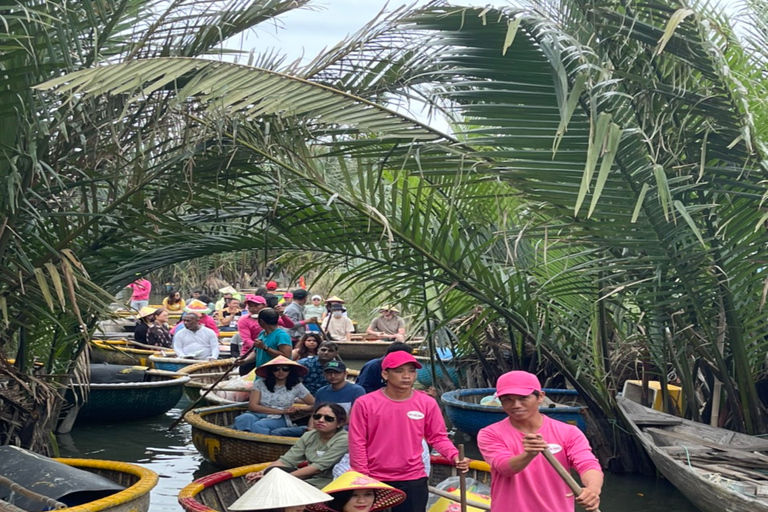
{"left": 255, "top": 328, "right": 293, "bottom": 368}
{"left": 315, "top": 382, "right": 366, "bottom": 413}
{"left": 355, "top": 357, "right": 384, "bottom": 393}
{"left": 299, "top": 356, "right": 328, "bottom": 395}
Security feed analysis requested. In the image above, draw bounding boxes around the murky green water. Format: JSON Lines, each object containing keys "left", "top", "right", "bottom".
{"left": 57, "top": 366, "right": 701, "bottom": 512}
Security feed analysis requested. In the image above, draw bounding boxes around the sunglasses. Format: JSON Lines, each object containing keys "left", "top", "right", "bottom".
{"left": 271, "top": 366, "right": 291, "bottom": 372}
{"left": 312, "top": 414, "right": 337, "bottom": 422}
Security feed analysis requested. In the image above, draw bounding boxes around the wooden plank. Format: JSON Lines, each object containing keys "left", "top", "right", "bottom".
{"left": 646, "top": 428, "right": 768, "bottom": 466}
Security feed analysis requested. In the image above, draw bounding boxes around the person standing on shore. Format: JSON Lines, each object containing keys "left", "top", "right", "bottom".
{"left": 477, "top": 371, "right": 603, "bottom": 512}
{"left": 348, "top": 352, "right": 468, "bottom": 512}
{"left": 127, "top": 277, "right": 151, "bottom": 311}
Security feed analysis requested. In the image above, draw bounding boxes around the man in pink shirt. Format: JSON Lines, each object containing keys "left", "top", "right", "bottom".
{"left": 477, "top": 371, "right": 603, "bottom": 512}
{"left": 235, "top": 294, "right": 294, "bottom": 375}
{"left": 127, "top": 277, "right": 151, "bottom": 311}
{"left": 349, "top": 352, "right": 469, "bottom": 512}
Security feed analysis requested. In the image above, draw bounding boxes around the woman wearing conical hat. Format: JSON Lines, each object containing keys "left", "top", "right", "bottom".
{"left": 306, "top": 471, "right": 406, "bottom": 512}
{"left": 229, "top": 467, "right": 332, "bottom": 512}
{"left": 134, "top": 306, "right": 160, "bottom": 345}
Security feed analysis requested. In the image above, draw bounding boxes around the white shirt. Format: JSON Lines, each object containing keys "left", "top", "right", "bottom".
{"left": 173, "top": 325, "right": 219, "bottom": 359}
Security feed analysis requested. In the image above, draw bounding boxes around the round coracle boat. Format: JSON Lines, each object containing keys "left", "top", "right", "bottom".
{"left": 185, "top": 404, "right": 311, "bottom": 468}
{"left": 442, "top": 387, "right": 587, "bottom": 437}
{"left": 178, "top": 359, "right": 238, "bottom": 401}
{"left": 178, "top": 456, "right": 491, "bottom": 512}
{"left": 56, "top": 458, "right": 158, "bottom": 512}
{"left": 149, "top": 354, "right": 210, "bottom": 372}
{"left": 89, "top": 340, "right": 160, "bottom": 367}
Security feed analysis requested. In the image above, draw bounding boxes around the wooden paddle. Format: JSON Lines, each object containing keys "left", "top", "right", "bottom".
{"left": 458, "top": 444, "right": 468, "bottom": 512}
{"left": 541, "top": 448, "right": 601, "bottom": 512}
{"left": 167, "top": 350, "right": 250, "bottom": 431}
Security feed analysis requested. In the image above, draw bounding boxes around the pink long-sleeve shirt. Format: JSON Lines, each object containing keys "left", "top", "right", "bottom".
{"left": 477, "top": 415, "right": 602, "bottom": 512}
{"left": 128, "top": 279, "right": 151, "bottom": 301}
{"left": 237, "top": 314, "right": 294, "bottom": 355}
{"left": 349, "top": 389, "right": 458, "bottom": 481}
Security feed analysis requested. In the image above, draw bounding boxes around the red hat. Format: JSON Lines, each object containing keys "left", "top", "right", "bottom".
{"left": 495, "top": 371, "right": 542, "bottom": 397}
{"left": 381, "top": 351, "right": 422, "bottom": 371}
{"left": 266, "top": 281, "right": 278, "bottom": 291}
{"left": 244, "top": 294, "right": 267, "bottom": 305}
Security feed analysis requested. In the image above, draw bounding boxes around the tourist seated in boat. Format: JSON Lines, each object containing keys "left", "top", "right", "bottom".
{"left": 305, "top": 471, "right": 406, "bottom": 512}
{"left": 322, "top": 296, "right": 346, "bottom": 320}
{"left": 162, "top": 290, "right": 185, "bottom": 312}
{"left": 355, "top": 342, "right": 413, "bottom": 393}
{"left": 233, "top": 355, "right": 314, "bottom": 435}
{"left": 280, "top": 291, "right": 293, "bottom": 306}
{"left": 172, "top": 311, "right": 219, "bottom": 360}
{"left": 304, "top": 295, "right": 326, "bottom": 323}
{"left": 147, "top": 308, "right": 172, "bottom": 348}
{"left": 292, "top": 332, "right": 322, "bottom": 361}
{"left": 171, "top": 300, "right": 220, "bottom": 336}
{"left": 228, "top": 466, "right": 333, "bottom": 512}
{"left": 236, "top": 297, "right": 295, "bottom": 376}
{"left": 245, "top": 403, "right": 349, "bottom": 487}
{"left": 365, "top": 306, "right": 405, "bottom": 342}
{"left": 198, "top": 294, "right": 217, "bottom": 315}
{"left": 187, "top": 289, "right": 201, "bottom": 304}
{"left": 299, "top": 341, "right": 340, "bottom": 395}
{"left": 322, "top": 304, "right": 355, "bottom": 342}
{"left": 214, "top": 285, "right": 239, "bottom": 310}
{"left": 285, "top": 289, "right": 320, "bottom": 342}
{"left": 266, "top": 280, "right": 279, "bottom": 292}
{"left": 134, "top": 306, "right": 159, "bottom": 344}
{"left": 218, "top": 297, "right": 244, "bottom": 332}
{"left": 316, "top": 361, "right": 365, "bottom": 414}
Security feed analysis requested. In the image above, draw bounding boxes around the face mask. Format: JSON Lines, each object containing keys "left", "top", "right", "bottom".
{"left": 333, "top": 312, "right": 342, "bottom": 318}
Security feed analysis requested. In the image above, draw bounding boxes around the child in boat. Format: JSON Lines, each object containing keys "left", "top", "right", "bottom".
{"left": 306, "top": 471, "right": 406, "bottom": 512}
{"left": 229, "top": 467, "right": 333, "bottom": 512}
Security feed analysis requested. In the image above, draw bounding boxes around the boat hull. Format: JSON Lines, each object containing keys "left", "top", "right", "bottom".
{"left": 178, "top": 359, "right": 238, "bottom": 401}
{"left": 56, "top": 458, "right": 158, "bottom": 512}
{"left": 186, "top": 405, "right": 300, "bottom": 468}
{"left": 89, "top": 340, "right": 158, "bottom": 367}
{"left": 442, "top": 387, "right": 587, "bottom": 437}
{"left": 334, "top": 339, "right": 420, "bottom": 360}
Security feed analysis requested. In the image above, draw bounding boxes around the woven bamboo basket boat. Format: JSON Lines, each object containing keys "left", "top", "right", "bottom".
{"left": 178, "top": 456, "right": 490, "bottom": 512}
{"left": 149, "top": 354, "right": 208, "bottom": 372}
{"left": 186, "top": 404, "right": 312, "bottom": 468}
{"left": 54, "top": 459, "right": 158, "bottom": 512}
{"left": 66, "top": 371, "right": 190, "bottom": 423}
{"left": 89, "top": 340, "right": 160, "bottom": 367}
{"left": 178, "top": 359, "right": 237, "bottom": 401}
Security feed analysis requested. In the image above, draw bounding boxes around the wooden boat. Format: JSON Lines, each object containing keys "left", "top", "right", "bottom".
{"left": 178, "top": 456, "right": 490, "bottom": 512}
{"left": 618, "top": 396, "right": 768, "bottom": 512}
{"left": 185, "top": 404, "right": 308, "bottom": 468}
{"left": 442, "top": 387, "right": 587, "bottom": 437}
{"left": 89, "top": 340, "right": 160, "bottom": 367}
{"left": 53, "top": 458, "right": 158, "bottom": 512}
{"left": 66, "top": 370, "right": 190, "bottom": 423}
{"left": 333, "top": 337, "right": 421, "bottom": 360}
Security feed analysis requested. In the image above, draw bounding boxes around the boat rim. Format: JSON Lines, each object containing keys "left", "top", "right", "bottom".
{"left": 54, "top": 458, "right": 158, "bottom": 512}
{"left": 177, "top": 359, "right": 236, "bottom": 375}
{"left": 89, "top": 340, "right": 160, "bottom": 355}
{"left": 71, "top": 375, "right": 191, "bottom": 389}
{"left": 441, "top": 387, "right": 584, "bottom": 413}
{"left": 149, "top": 354, "right": 205, "bottom": 364}
{"left": 184, "top": 404, "right": 303, "bottom": 445}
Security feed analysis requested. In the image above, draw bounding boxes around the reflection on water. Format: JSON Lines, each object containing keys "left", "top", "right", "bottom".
{"left": 58, "top": 390, "right": 702, "bottom": 512}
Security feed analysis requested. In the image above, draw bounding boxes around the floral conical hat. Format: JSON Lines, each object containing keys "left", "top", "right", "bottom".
{"left": 229, "top": 468, "right": 332, "bottom": 510}
{"left": 306, "top": 471, "right": 406, "bottom": 512}
{"left": 184, "top": 299, "right": 211, "bottom": 315}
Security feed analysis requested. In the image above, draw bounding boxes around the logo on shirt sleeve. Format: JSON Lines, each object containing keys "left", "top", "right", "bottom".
{"left": 547, "top": 443, "right": 563, "bottom": 454}
{"left": 407, "top": 411, "right": 425, "bottom": 420}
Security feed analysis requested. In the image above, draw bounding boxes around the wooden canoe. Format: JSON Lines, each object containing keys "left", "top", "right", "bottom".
{"left": 89, "top": 340, "right": 160, "bottom": 367}
{"left": 178, "top": 456, "right": 490, "bottom": 512}
{"left": 50, "top": 459, "right": 158, "bottom": 512}
{"left": 333, "top": 338, "right": 421, "bottom": 360}
{"left": 618, "top": 396, "right": 768, "bottom": 512}
{"left": 186, "top": 404, "right": 309, "bottom": 468}
{"left": 442, "top": 387, "right": 587, "bottom": 437}
{"left": 66, "top": 371, "right": 190, "bottom": 423}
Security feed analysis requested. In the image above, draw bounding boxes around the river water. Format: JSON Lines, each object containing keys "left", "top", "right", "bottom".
{"left": 56, "top": 392, "right": 702, "bottom": 511}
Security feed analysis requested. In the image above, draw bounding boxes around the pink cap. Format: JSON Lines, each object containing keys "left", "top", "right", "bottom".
{"left": 282, "top": 292, "right": 293, "bottom": 299}
{"left": 495, "top": 371, "right": 542, "bottom": 397}
{"left": 244, "top": 294, "right": 266, "bottom": 305}
{"left": 381, "top": 352, "right": 422, "bottom": 371}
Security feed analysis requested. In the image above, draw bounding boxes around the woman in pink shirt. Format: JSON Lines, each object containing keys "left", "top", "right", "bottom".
{"left": 127, "top": 278, "right": 151, "bottom": 311}
{"left": 477, "top": 371, "right": 603, "bottom": 512}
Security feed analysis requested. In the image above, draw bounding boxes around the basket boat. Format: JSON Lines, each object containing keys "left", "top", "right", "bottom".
{"left": 89, "top": 340, "right": 160, "bottom": 367}
{"left": 333, "top": 338, "right": 421, "bottom": 360}
{"left": 186, "top": 404, "right": 309, "bottom": 468}
{"left": 52, "top": 459, "right": 158, "bottom": 512}
{"left": 414, "top": 355, "right": 461, "bottom": 387}
{"left": 149, "top": 354, "right": 208, "bottom": 372}
{"left": 442, "top": 387, "right": 587, "bottom": 437}
{"left": 178, "top": 359, "right": 238, "bottom": 401}
{"left": 178, "top": 456, "right": 490, "bottom": 512}
{"left": 67, "top": 371, "right": 190, "bottom": 423}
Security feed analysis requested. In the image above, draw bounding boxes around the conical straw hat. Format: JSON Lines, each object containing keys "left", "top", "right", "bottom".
{"left": 218, "top": 285, "right": 238, "bottom": 295}
{"left": 255, "top": 355, "right": 309, "bottom": 379}
{"left": 229, "top": 468, "right": 332, "bottom": 510}
{"left": 136, "top": 306, "right": 160, "bottom": 319}
{"left": 325, "top": 296, "right": 345, "bottom": 303}
{"left": 306, "top": 471, "right": 406, "bottom": 512}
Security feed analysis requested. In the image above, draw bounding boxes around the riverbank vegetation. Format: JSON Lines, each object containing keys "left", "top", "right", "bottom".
{"left": 4, "top": 0, "right": 768, "bottom": 469}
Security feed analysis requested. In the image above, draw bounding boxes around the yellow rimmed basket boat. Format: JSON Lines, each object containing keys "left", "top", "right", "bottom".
{"left": 186, "top": 404, "right": 311, "bottom": 468}
{"left": 55, "top": 458, "right": 158, "bottom": 512}
{"left": 89, "top": 340, "right": 160, "bottom": 367}
{"left": 178, "top": 359, "right": 237, "bottom": 401}
{"left": 177, "top": 456, "right": 490, "bottom": 512}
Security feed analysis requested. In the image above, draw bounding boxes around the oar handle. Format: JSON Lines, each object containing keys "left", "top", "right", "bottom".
{"left": 458, "top": 444, "right": 468, "bottom": 512}
{"left": 541, "top": 449, "right": 601, "bottom": 512}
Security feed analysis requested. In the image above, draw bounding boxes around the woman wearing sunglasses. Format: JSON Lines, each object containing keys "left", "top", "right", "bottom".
{"left": 233, "top": 356, "right": 315, "bottom": 435}
{"left": 245, "top": 402, "right": 349, "bottom": 488}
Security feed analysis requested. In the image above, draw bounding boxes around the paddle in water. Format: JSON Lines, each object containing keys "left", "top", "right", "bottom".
{"left": 542, "top": 447, "right": 602, "bottom": 512}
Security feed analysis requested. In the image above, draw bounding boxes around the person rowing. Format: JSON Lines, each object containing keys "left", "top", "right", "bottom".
{"left": 477, "top": 371, "right": 603, "bottom": 512}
